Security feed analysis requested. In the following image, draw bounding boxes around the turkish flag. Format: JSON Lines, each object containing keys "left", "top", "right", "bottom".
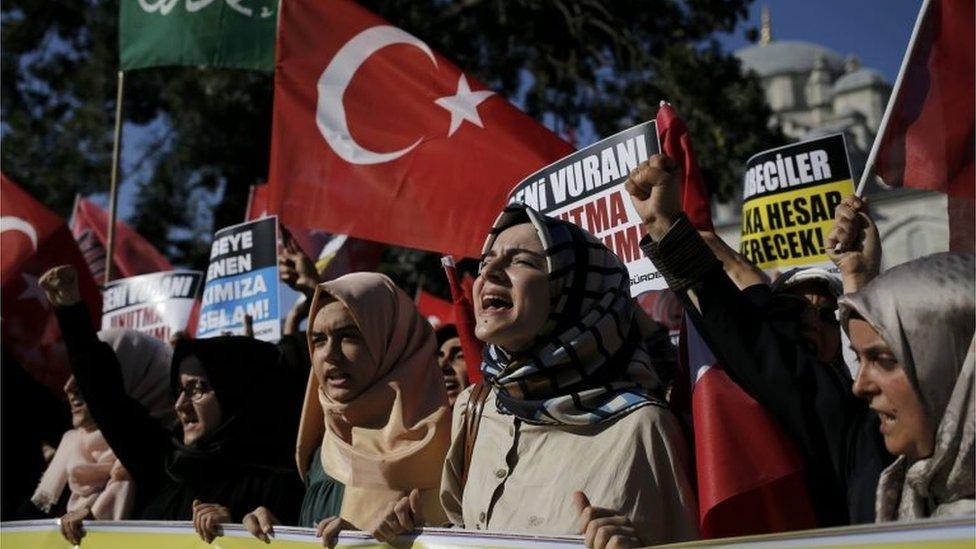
{"left": 268, "top": 0, "right": 574, "bottom": 258}
{"left": 660, "top": 108, "right": 818, "bottom": 537}
{"left": 70, "top": 197, "right": 173, "bottom": 281}
{"left": 2, "top": 175, "right": 102, "bottom": 394}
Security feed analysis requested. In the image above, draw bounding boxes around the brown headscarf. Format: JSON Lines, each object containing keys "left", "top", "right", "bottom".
{"left": 839, "top": 252, "right": 975, "bottom": 520}
{"left": 297, "top": 272, "right": 450, "bottom": 526}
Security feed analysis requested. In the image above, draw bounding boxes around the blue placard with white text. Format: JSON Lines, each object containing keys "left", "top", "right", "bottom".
{"left": 196, "top": 216, "right": 281, "bottom": 341}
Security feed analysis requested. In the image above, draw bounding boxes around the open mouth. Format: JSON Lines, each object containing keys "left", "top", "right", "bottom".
{"left": 872, "top": 408, "right": 896, "bottom": 431}
{"left": 481, "top": 294, "right": 513, "bottom": 312}
{"left": 443, "top": 376, "right": 459, "bottom": 391}
{"left": 324, "top": 370, "right": 352, "bottom": 388}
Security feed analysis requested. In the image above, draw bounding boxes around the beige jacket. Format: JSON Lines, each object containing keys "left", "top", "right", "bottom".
{"left": 440, "top": 386, "right": 699, "bottom": 544}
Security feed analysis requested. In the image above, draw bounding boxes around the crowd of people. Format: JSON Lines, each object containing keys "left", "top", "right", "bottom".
{"left": 4, "top": 153, "right": 973, "bottom": 548}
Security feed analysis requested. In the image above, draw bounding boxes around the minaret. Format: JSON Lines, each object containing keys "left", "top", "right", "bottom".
{"left": 760, "top": 5, "right": 772, "bottom": 46}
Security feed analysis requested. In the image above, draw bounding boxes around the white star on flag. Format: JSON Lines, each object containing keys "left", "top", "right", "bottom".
{"left": 18, "top": 272, "right": 49, "bottom": 310}
{"left": 435, "top": 74, "right": 495, "bottom": 137}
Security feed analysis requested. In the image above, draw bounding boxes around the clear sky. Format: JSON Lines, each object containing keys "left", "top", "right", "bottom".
{"left": 719, "top": 0, "right": 923, "bottom": 82}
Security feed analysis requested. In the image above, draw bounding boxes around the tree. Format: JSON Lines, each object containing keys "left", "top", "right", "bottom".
{"left": 2, "top": 1, "right": 272, "bottom": 267}
{"left": 2, "top": 0, "right": 780, "bottom": 292}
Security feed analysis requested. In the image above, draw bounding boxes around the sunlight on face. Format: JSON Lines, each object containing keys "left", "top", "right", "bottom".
{"left": 310, "top": 299, "right": 378, "bottom": 403}
{"left": 473, "top": 223, "right": 549, "bottom": 352}
{"left": 849, "top": 318, "right": 934, "bottom": 460}
{"left": 175, "top": 355, "right": 222, "bottom": 446}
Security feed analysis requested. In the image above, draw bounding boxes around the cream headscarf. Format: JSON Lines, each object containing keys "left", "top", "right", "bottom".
{"left": 297, "top": 272, "right": 450, "bottom": 527}
{"left": 839, "top": 252, "right": 975, "bottom": 521}
{"left": 32, "top": 329, "right": 176, "bottom": 519}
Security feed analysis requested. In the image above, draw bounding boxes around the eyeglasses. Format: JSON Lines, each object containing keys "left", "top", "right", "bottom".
{"left": 177, "top": 379, "right": 213, "bottom": 402}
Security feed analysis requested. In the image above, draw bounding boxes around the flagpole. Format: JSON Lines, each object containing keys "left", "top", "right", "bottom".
{"left": 855, "top": 0, "right": 931, "bottom": 197}
{"left": 104, "top": 70, "right": 126, "bottom": 285}
{"left": 68, "top": 193, "right": 81, "bottom": 229}
{"left": 245, "top": 184, "right": 256, "bottom": 222}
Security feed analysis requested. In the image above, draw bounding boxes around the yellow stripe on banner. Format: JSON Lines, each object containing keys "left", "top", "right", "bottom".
{"left": 739, "top": 179, "right": 854, "bottom": 270}
{"left": 0, "top": 529, "right": 380, "bottom": 549}
{"left": 4, "top": 518, "right": 974, "bottom": 548}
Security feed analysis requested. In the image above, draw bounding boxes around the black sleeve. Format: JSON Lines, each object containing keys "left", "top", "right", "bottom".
{"left": 54, "top": 302, "right": 173, "bottom": 492}
{"left": 641, "top": 215, "right": 824, "bottom": 449}
{"left": 641, "top": 214, "right": 890, "bottom": 525}
{"left": 225, "top": 468, "right": 305, "bottom": 525}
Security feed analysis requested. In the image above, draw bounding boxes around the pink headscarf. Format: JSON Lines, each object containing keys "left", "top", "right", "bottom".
{"left": 31, "top": 330, "right": 175, "bottom": 519}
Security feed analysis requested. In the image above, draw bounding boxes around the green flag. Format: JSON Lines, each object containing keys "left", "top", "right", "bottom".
{"left": 120, "top": 0, "right": 278, "bottom": 71}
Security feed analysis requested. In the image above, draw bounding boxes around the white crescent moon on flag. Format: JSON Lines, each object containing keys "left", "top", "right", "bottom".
{"left": 0, "top": 216, "right": 38, "bottom": 250}
{"left": 316, "top": 26, "right": 438, "bottom": 165}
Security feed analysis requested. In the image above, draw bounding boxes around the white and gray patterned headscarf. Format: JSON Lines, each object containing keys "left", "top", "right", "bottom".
{"left": 478, "top": 203, "right": 665, "bottom": 426}
{"left": 839, "top": 252, "right": 975, "bottom": 521}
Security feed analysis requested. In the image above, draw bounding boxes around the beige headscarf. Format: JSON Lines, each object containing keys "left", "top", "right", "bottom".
{"left": 839, "top": 252, "right": 975, "bottom": 521}
{"left": 297, "top": 272, "right": 450, "bottom": 527}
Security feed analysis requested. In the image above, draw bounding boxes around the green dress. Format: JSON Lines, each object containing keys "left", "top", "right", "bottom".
{"left": 298, "top": 446, "right": 345, "bottom": 527}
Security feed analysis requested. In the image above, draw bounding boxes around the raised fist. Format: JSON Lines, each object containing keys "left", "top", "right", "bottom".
{"left": 623, "top": 154, "right": 682, "bottom": 241}
{"left": 39, "top": 265, "right": 81, "bottom": 307}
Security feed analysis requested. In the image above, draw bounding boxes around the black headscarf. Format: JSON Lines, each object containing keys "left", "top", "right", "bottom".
{"left": 168, "top": 336, "right": 300, "bottom": 475}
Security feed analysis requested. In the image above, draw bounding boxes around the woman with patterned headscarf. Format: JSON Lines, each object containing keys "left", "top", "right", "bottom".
{"left": 242, "top": 272, "right": 451, "bottom": 547}
{"left": 841, "top": 252, "right": 975, "bottom": 520}
{"left": 375, "top": 204, "right": 698, "bottom": 547}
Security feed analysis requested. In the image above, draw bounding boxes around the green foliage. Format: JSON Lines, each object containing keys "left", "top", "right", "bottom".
{"left": 2, "top": 0, "right": 781, "bottom": 284}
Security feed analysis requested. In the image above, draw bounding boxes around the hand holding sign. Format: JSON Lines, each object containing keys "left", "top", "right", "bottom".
{"left": 368, "top": 488, "right": 424, "bottom": 544}
{"left": 624, "top": 154, "right": 682, "bottom": 241}
{"left": 826, "top": 195, "right": 881, "bottom": 293}
{"left": 573, "top": 491, "right": 643, "bottom": 549}
{"left": 39, "top": 265, "right": 82, "bottom": 307}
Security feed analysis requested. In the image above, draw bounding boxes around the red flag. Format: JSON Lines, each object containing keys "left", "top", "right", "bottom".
{"left": 70, "top": 197, "right": 173, "bottom": 280}
{"left": 416, "top": 289, "right": 454, "bottom": 329}
{"left": 246, "top": 183, "right": 270, "bottom": 221}
{"left": 657, "top": 103, "right": 714, "bottom": 232}
{"left": 268, "top": 0, "right": 574, "bottom": 258}
{"left": 442, "top": 256, "right": 484, "bottom": 384}
{"left": 872, "top": 0, "right": 974, "bottom": 197}
{"left": 868, "top": 0, "right": 974, "bottom": 251}
{"left": 659, "top": 107, "right": 818, "bottom": 537}
{"left": 2, "top": 175, "right": 102, "bottom": 394}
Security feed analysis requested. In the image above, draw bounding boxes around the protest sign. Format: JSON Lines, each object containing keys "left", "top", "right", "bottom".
{"left": 740, "top": 134, "right": 854, "bottom": 271}
{"left": 197, "top": 217, "right": 281, "bottom": 341}
{"left": 508, "top": 121, "right": 664, "bottom": 295}
{"left": 102, "top": 270, "right": 203, "bottom": 342}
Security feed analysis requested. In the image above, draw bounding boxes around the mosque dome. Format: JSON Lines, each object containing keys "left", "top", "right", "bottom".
{"left": 832, "top": 67, "right": 887, "bottom": 93}
{"left": 735, "top": 41, "right": 845, "bottom": 77}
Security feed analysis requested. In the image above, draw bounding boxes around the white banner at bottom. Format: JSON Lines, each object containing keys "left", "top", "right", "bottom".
{"left": 2, "top": 517, "right": 974, "bottom": 548}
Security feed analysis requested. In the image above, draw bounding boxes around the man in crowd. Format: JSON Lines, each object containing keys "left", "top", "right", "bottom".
{"left": 435, "top": 325, "right": 469, "bottom": 406}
